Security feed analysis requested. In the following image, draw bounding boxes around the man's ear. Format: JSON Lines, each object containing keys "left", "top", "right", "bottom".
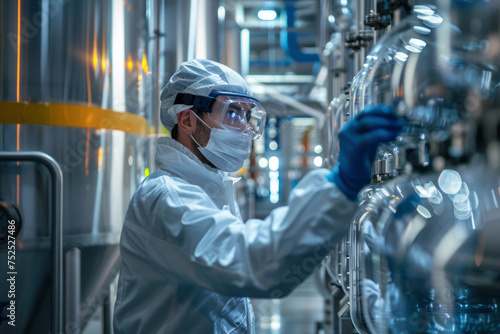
{"left": 177, "top": 109, "right": 195, "bottom": 135}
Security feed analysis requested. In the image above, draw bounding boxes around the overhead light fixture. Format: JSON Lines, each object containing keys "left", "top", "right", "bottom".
{"left": 218, "top": 6, "right": 225, "bottom": 21}
{"left": 258, "top": 9, "right": 277, "bottom": 21}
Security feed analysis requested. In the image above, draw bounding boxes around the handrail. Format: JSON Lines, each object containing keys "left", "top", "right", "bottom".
{"left": 0, "top": 151, "right": 63, "bottom": 334}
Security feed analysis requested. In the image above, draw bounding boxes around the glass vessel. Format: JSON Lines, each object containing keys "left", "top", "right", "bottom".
{"left": 349, "top": 184, "right": 379, "bottom": 333}
{"left": 356, "top": 1, "right": 500, "bottom": 333}
{"left": 361, "top": 167, "right": 500, "bottom": 334}
{"left": 360, "top": 1, "right": 498, "bottom": 131}
{"left": 323, "top": 91, "right": 350, "bottom": 169}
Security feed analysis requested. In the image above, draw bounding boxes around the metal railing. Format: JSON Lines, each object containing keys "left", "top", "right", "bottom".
{"left": 0, "top": 151, "right": 63, "bottom": 334}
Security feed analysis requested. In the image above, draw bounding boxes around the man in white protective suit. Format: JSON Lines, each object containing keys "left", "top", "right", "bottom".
{"left": 113, "top": 59, "right": 406, "bottom": 334}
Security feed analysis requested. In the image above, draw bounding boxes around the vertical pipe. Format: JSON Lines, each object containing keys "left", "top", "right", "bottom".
{"left": 246, "top": 179, "right": 255, "bottom": 219}
{"left": 318, "top": 0, "right": 328, "bottom": 55}
{"left": 46, "top": 152, "right": 64, "bottom": 334}
{"left": 372, "top": 0, "right": 378, "bottom": 45}
{"left": 330, "top": 287, "right": 342, "bottom": 332}
{"left": 176, "top": 0, "right": 189, "bottom": 66}
{"left": 148, "top": 0, "right": 160, "bottom": 135}
{"left": 327, "top": 49, "right": 334, "bottom": 105}
{"left": 218, "top": 1, "right": 225, "bottom": 63}
{"left": 337, "top": 33, "right": 347, "bottom": 99}
{"left": 102, "top": 293, "right": 113, "bottom": 334}
{"left": 320, "top": 0, "right": 331, "bottom": 107}
{"left": 65, "top": 247, "right": 81, "bottom": 334}
{"left": 353, "top": 0, "right": 362, "bottom": 74}
{"left": 184, "top": 0, "right": 220, "bottom": 61}
{"left": 187, "top": 0, "right": 198, "bottom": 60}
{"left": 223, "top": 6, "right": 242, "bottom": 75}
{"left": 240, "top": 29, "right": 250, "bottom": 77}
{"left": 281, "top": 120, "right": 293, "bottom": 203}
{"left": 197, "top": 0, "right": 219, "bottom": 60}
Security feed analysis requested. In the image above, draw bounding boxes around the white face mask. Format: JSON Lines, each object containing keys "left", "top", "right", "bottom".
{"left": 190, "top": 111, "right": 252, "bottom": 172}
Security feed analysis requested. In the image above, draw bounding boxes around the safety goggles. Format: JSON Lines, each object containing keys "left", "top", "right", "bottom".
{"left": 174, "top": 91, "right": 267, "bottom": 139}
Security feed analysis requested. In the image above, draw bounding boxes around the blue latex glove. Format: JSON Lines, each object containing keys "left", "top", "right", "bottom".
{"left": 327, "top": 105, "right": 406, "bottom": 201}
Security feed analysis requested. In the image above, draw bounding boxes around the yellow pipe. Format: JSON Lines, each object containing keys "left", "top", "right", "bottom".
{"left": 0, "top": 102, "right": 147, "bottom": 136}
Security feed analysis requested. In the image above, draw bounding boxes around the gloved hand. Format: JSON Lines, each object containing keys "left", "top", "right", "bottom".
{"left": 327, "top": 105, "right": 406, "bottom": 201}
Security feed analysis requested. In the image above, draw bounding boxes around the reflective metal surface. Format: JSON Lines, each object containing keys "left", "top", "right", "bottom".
{"left": 0, "top": 123, "right": 151, "bottom": 334}
{"left": 253, "top": 276, "right": 325, "bottom": 334}
{"left": 0, "top": 151, "right": 64, "bottom": 334}
{"left": 349, "top": 185, "right": 377, "bottom": 334}
{"left": 355, "top": 2, "right": 500, "bottom": 333}
{"left": 0, "top": 0, "right": 159, "bottom": 123}
{"left": 316, "top": 1, "right": 500, "bottom": 333}
{"left": 349, "top": 52, "right": 377, "bottom": 119}
{"left": 0, "top": 0, "right": 158, "bottom": 332}
{"left": 358, "top": 2, "right": 499, "bottom": 132}
{"left": 0, "top": 126, "right": 149, "bottom": 240}
{"left": 339, "top": 234, "right": 350, "bottom": 296}
{"left": 322, "top": 89, "right": 350, "bottom": 169}
{"left": 325, "top": 241, "right": 343, "bottom": 287}
{"left": 361, "top": 166, "right": 500, "bottom": 334}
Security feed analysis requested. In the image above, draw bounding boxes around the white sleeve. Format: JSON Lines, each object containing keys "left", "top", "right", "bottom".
{"left": 121, "top": 168, "right": 358, "bottom": 298}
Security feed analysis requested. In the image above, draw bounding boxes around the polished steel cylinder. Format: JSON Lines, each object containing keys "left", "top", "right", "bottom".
{"left": 0, "top": 0, "right": 163, "bottom": 333}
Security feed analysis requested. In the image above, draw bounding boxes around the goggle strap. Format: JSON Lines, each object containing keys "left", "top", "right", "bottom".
{"left": 174, "top": 93, "right": 216, "bottom": 113}
{"left": 210, "top": 91, "right": 260, "bottom": 103}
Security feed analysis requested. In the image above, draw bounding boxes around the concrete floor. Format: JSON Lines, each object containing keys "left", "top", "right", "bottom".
{"left": 82, "top": 275, "right": 325, "bottom": 334}
{"left": 252, "top": 276, "right": 324, "bottom": 334}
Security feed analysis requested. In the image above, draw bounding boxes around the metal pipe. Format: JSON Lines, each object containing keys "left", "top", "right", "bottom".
{"left": 187, "top": 0, "right": 219, "bottom": 61}
{"left": 0, "top": 151, "right": 63, "bottom": 334}
{"left": 149, "top": 0, "right": 161, "bottom": 135}
{"left": 175, "top": 0, "right": 191, "bottom": 66}
{"left": 325, "top": 32, "right": 347, "bottom": 102}
{"left": 232, "top": 25, "right": 317, "bottom": 32}
{"left": 353, "top": 0, "right": 362, "bottom": 74}
{"left": 318, "top": 0, "right": 325, "bottom": 55}
{"left": 327, "top": 57, "right": 334, "bottom": 105}
{"left": 187, "top": 0, "right": 199, "bottom": 60}
{"left": 102, "top": 291, "right": 113, "bottom": 334}
{"left": 330, "top": 0, "right": 355, "bottom": 32}
{"left": 246, "top": 76, "right": 326, "bottom": 123}
{"left": 281, "top": 4, "right": 320, "bottom": 63}
{"left": 65, "top": 246, "right": 81, "bottom": 334}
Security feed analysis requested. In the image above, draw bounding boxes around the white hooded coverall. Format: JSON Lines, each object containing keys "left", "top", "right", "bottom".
{"left": 113, "top": 137, "right": 357, "bottom": 333}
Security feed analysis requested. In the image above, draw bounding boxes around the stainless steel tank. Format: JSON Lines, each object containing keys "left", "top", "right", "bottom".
{"left": 0, "top": 0, "right": 164, "bottom": 332}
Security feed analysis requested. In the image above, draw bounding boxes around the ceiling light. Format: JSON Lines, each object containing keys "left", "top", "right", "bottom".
{"left": 258, "top": 9, "right": 277, "bottom": 21}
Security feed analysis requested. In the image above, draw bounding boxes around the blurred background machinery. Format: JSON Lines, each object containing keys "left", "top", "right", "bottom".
{"left": 1, "top": 0, "right": 499, "bottom": 333}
